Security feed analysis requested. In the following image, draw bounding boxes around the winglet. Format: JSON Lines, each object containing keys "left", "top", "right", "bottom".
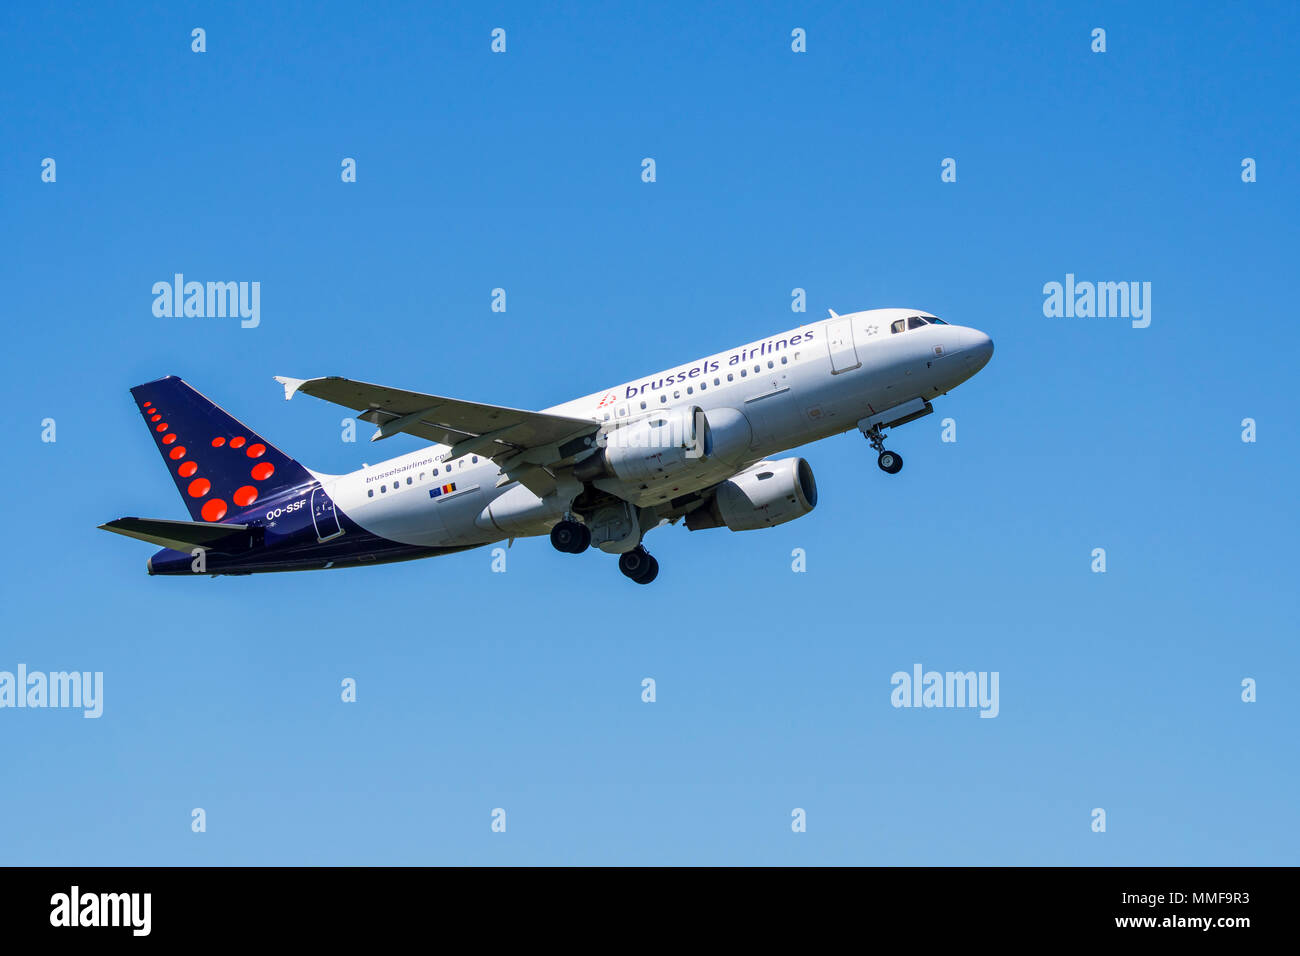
{"left": 274, "top": 376, "right": 308, "bottom": 401}
{"left": 827, "top": 309, "right": 839, "bottom": 318}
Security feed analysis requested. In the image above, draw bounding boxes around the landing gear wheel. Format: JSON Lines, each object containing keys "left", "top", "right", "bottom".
{"left": 550, "top": 520, "right": 590, "bottom": 554}
{"left": 638, "top": 555, "right": 659, "bottom": 584}
{"left": 618, "top": 546, "right": 659, "bottom": 584}
{"left": 863, "top": 423, "right": 902, "bottom": 474}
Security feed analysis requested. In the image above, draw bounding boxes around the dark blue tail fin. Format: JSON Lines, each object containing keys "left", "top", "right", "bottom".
{"left": 130, "top": 376, "right": 314, "bottom": 522}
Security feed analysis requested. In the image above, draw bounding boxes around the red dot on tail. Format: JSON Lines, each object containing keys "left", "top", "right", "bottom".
{"left": 188, "top": 477, "right": 211, "bottom": 498}
{"left": 211, "top": 437, "right": 226, "bottom": 447}
{"left": 233, "top": 486, "right": 258, "bottom": 507}
{"left": 245, "top": 443, "right": 266, "bottom": 458}
{"left": 251, "top": 462, "right": 274, "bottom": 481}
{"left": 162, "top": 434, "right": 177, "bottom": 445}
{"left": 178, "top": 461, "right": 198, "bottom": 478}
{"left": 229, "top": 437, "right": 246, "bottom": 449}
{"left": 143, "top": 402, "right": 153, "bottom": 408}
{"left": 168, "top": 446, "right": 186, "bottom": 460}
{"left": 150, "top": 414, "right": 161, "bottom": 422}
{"left": 201, "top": 498, "right": 227, "bottom": 521}
{"left": 155, "top": 423, "right": 168, "bottom": 432}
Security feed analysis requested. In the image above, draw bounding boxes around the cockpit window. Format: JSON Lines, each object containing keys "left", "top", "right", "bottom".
{"left": 894, "top": 315, "right": 948, "bottom": 332}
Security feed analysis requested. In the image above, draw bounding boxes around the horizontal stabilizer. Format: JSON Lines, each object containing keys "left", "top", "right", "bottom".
{"left": 98, "top": 517, "right": 254, "bottom": 553}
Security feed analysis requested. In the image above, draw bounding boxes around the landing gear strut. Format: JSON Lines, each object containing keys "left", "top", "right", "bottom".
{"left": 618, "top": 546, "right": 659, "bottom": 585}
{"left": 863, "top": 424, "right": 903, "bottom": 475}
{"left": 550, "top": 518, "right": 591, "bottom": 554}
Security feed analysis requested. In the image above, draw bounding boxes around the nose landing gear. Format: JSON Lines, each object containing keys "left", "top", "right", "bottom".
{"left": 877, "top": 450, "right": 903, "bottom": 474}
{"left": 863, "top": 424, "right": 904, "bottom": 475}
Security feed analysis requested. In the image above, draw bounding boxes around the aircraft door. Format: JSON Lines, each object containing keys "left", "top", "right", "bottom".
{"left": 826, "top": 318, "right": 861, "bottom": 374}
{"left": 311, "top": 485, "right": 344, "bottom": 542}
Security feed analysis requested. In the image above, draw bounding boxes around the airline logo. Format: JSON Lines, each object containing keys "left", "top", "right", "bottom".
{"left": 428, "top": 482, "right": 458, "bottom": 499}
{"left": 135, "top": 393, "right": 275, "bottom": 520}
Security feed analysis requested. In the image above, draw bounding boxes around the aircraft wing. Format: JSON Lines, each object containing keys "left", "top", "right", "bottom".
{"left": 275, "top": 376, "right": 599, "bottom": 496}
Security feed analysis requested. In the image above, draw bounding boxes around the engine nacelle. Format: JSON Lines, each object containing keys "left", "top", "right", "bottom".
{"left": 700, "top": 406, "right": 753, "bottom": 465}
{"left": 575, "top": 405, "right": 708, "bottom": 483}
{"left": 685, "top": 457, "right": 818, "bottom": 532}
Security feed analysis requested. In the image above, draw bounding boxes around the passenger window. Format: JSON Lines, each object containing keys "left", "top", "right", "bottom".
{"left": 891, "top": 320, "right": 906, "bottom": 334}
{"left": 908, "top": 316, "right": 926, "bottom": 330}
{"left": 406, "top": 477, "right": 412, "bottom": 485}
{"left": 713, "top": 378, "right": 720, "bottom": 386}
{"left": 368, "top": 489, "right": 374, "bottom": 498}
{"left": 780, "top": 356, "right": 788, "bottom": 364}
{"left": 472, "top": 456, "right": 478, "bottom": 463}
{"left": 660, "top": 395, "right": 667, "bottom": 403}
{"left": 727, "top": 374, "right": 734, "bottom": 382}
{"left": 740, "top": 370, "right": 747, "bottom": 377}
{"left": 687, "top": 386, "right": 693, "bottom": 394}
{"left": 380, "top": 485, "right": 386, "bottom": 493}
{"left": 767, "top": 360, "right": 774, "bottom": 368}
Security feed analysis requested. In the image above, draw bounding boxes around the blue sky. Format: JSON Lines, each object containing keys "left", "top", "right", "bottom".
{"left": 1, "top": 0, "right": 1296, "bottom": 864}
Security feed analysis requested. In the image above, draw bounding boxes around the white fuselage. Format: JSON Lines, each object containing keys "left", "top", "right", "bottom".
{"left": 319, "top": 309, "right": 993, "bottom": 548}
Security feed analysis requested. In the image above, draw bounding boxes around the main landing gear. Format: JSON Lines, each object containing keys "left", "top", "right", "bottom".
{"left": 550, "top": 518, "right": 591, "bottom": 554}
{"left": 618, "top": 546, "right": 659, "bottom": 585}
{"left": 863, "top": 424, "right": 903, "bottom": 475}
{"left": 551, "top": 513, "right": 659, "bottom": 585}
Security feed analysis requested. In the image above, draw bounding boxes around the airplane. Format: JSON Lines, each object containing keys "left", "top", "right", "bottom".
{"left": 100, "top": 308, "right": 993, "bottom": 584}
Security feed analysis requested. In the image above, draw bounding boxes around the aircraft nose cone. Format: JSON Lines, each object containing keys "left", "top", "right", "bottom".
{"left": 962, "top": 328, "right": 994, "bottom": 373}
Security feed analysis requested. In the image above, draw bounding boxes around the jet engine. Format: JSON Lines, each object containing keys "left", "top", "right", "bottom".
{"left": 575, "top": 405, "right": 707, "bottom": 482}
{"left": 684, "top": 457, "right": 818, "bottom": 532}
{"left": 573, "top": 405, "right": 757, "bottom": 485}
